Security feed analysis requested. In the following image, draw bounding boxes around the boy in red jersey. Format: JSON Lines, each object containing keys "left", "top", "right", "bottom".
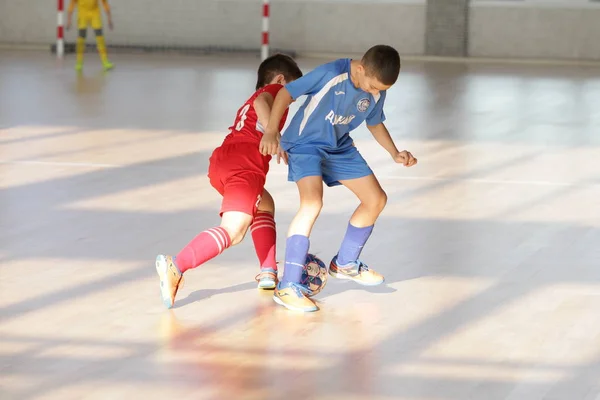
{"left": 156, "top": 54, "right": 303, "bottom": 309}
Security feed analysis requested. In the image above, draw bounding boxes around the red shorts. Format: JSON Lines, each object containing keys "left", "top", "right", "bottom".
{"left": 208, "top": 142, "right": 270, "bottom": 217}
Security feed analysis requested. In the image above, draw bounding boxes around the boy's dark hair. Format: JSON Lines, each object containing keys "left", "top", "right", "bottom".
{"left": 361, "top": 45, "right": 401, "bottom": 86}
{"left": 255, "top": 53, "right": 303, "bottom": 90}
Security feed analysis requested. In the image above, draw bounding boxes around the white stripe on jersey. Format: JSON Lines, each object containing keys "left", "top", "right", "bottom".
{"left": 298, "top": 73, "right": 349, "bottom": 136}
{"left": 256, "top": 120, "right": 265, "bottom": 133}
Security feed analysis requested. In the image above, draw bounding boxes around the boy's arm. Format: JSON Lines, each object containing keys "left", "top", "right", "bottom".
{"left": 367, "top": 123, "right": 417, "bottom": 167}
{"left": 255, "top": 84, "right": 290, "bottom": 163}
{"left": 264, "top": 62, "right": 335, "bottom": 138}
{"left": 365, "top": 94, "right": 399, "bottom": 156}
{"left": 263, "top": 88, "right": 293, "bottom": 137}
{"left": 365, "top": 91, "right": 402, "bottom": 161}
{"left": 101, "top": 0, "right": 113, "bottom": 29}
{"left": 367, "top": 122, "right": 399, "bottom": 157}
{"left": 253, "top": 92, "right": 275, "bottom": 134}
{"left": 66, "top": 0, "right": 77, "bottom": 29}
{"left": 259, "top": 88, "right": 292, "bottom": 158}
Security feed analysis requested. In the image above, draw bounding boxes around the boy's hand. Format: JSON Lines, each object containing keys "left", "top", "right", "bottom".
{"left": 66, "top": 17, "right": 72, "bottom": 30}
{"left": 276, "top": 146, "right": 288, "bottom": 165}
{"left": 259, "top": 132, "right": 280, "bottom": 156}
{"left": 394, "top": 150, "right": 417, "bottom": 167}
{"left": 108, "top": 17, "right": 114, "bottom": 30}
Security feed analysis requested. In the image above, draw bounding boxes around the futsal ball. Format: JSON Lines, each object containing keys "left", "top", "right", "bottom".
{"left": 300, "top": 253, "right": 328, "bottom": 297}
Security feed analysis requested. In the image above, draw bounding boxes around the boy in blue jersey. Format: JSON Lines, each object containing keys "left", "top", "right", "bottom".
{"left": 259, "top": 45, "right": 417, "bottom": 312}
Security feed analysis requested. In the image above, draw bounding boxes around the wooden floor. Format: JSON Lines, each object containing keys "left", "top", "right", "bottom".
{"left": 1, "top": 50, "right": 599, "bottom": 400}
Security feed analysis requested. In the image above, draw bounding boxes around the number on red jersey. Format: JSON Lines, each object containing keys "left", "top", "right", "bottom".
{"left": 235, "top": 104, "right": 251, "bottom": 131}
{"left": 226, "top": 84, "right": 289, "bottom": 143}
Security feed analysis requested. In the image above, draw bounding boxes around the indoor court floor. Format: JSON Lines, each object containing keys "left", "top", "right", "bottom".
{"left": 1, "top": 50, "right": 599, "bottom": 400}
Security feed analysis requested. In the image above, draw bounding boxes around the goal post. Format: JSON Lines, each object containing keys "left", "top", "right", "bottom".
{"left": 56, "top": 0, "right": 64, "bottom": 58}
{"left": 53, "top": 0, "right": 294, "bottom": 60}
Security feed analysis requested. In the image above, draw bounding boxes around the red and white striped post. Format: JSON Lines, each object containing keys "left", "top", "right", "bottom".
{"left": 57, "top": 0, "right": 64, "bottom": 58}
{"left": 261, "top": 0, "right": 269, "bottom": 61}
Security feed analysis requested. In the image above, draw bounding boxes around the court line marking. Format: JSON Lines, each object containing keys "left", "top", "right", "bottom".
{"left": 1, "top": 159, "right": 598, "bottom": 188}
{"left": 0, "top": 160, "right": 121, "bottom": 168}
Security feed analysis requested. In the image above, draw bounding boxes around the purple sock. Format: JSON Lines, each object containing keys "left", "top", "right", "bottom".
{"left": 336, "top": 223, "right": 374, "bottom": 266}
{"left": 282, "top": 235, "right": 310, "bottom": 285}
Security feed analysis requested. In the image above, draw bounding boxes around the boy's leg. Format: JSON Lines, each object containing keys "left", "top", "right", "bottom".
{"left": 75, "top": 16, "right": 88, "bottom": 71}
{"left": 156, "top": 211, "right": 252, "bottom": 309}
{"left": 273, "top": 172, "right": 324, "bottom": 312}
{"left": 156, "top": 170, "right": 263, "bottom": 309}
{"left": 337, "top": 174, "right": 386, "bottom": 262}
{"left": 322, "top": 147, "right": 386, "bottom": 286}
{"left": 283, "top": 175, "right": 324, "bottom": 283}
{"left": 252, "top": 189, "right": 278, "bottom": 289}
{"left": 91, "top": 13, "right": 113, "bottom": 70}
{"left": 176, "top": 210, "right": 252, "bottom": 273}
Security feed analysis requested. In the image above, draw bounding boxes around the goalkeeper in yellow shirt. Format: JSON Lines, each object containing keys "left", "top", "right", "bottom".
{"left": 66, "top": 0, "right": 114, "bottom": 71}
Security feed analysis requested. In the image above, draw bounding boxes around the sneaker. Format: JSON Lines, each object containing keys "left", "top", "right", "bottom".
{"left": 74, "top": 61, "right": 83, "bottom": 71}
{"left": 155, "top": 254, "right": 184, "bottom": 309}
{"left": 255, "top": 267, "right": 278, "bottom": 290}
{"left": 329, "top": 255, "right": 385, "bottom": 286}
{"left": 273, "top": 281, "right": 318, "bottom": 312}
{"left": 103, "top": 61, "right": 114, "bottom": 71}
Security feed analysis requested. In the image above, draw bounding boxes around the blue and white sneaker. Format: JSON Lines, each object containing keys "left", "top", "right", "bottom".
{"left": 255, "top": 267, "right": 278, "bottom": 290}
{"left": 329, "top": 255, "right": 384, "bottom": 286}
{"left": 273, "top": 281, "right": 318, "bottom": 312}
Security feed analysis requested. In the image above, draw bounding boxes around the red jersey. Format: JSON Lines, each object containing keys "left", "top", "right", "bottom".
{"left": 222, "top": 84, "right": 289, "bottom": 145}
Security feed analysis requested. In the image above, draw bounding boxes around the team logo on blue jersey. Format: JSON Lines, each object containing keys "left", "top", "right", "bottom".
{"left": 357, "top": 98, "right": 371, "bottom": 113}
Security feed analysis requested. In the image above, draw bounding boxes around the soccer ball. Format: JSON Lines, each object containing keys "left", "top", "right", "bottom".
{"left": 300, "top": 253, "right": 328, "bottom": 297}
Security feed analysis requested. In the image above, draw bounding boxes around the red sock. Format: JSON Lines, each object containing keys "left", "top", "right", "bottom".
{"left": 251, "top": 211, "right": 277, "bottom": 270}
{"left": 175, "top": 227, "right": 231, "bottom": 273}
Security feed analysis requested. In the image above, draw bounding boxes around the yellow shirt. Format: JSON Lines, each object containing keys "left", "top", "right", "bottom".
{"left": 79, "top": 0, "right": 99, "bottom": 12}
{"left": 69, "top": 0, "right": 110, "bottom": 14}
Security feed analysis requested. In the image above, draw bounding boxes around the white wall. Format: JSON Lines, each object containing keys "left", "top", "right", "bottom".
{"left": 0, "top": 0, "right": 426, "bottom": 56}
{"left": 1, "top": 0, "right": 599, "bottom": 60}
{"left": 470, "top": 3, "right": 600, "bottom": 60}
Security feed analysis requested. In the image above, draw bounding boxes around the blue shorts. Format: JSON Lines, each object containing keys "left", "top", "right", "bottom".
{"left": 287, "top": 145, "right": 373, "bottom": 187}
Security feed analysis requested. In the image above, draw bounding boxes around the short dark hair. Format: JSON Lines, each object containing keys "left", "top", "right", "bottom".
{"left": 255, "top": 53, "right": 303, "bottom": 90}
{"left": 361, "top": 45, "right": 401, "bottom": 86}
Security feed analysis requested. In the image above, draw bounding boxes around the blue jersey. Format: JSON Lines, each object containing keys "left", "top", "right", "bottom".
{"left": 281, "top": 58, "right": 386, "bottom": 152}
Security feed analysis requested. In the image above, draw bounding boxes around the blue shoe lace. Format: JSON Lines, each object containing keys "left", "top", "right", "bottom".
{"left": 336, "top": 256, "right": 370, "bottom": 273}
{"left": 288, "top": 282, "right": 313, "bottom": 297}
{"left": 355, "top": 260, "right": 370, "bottom": 273}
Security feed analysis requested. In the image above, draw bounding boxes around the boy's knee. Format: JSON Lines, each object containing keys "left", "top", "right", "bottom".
{"left": 380, "top": 190, "right": 388, "bottom": 207}
{"left": 229, "top": 229, "right": 247, "bottom": 246}
{"left": 300, "top": 199, "right": 323, "bottom": 216}
{"left": 257, "top": 191, "right": 275, "bottom": 214}
{"left": 369, "top": 189, "right": 387, "bottom": 213}
{"left": 220, "top": 212, "right": 253, "bottom": 246}
{"left": 227, "top": 224, "right": 249, "bottom": 246}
